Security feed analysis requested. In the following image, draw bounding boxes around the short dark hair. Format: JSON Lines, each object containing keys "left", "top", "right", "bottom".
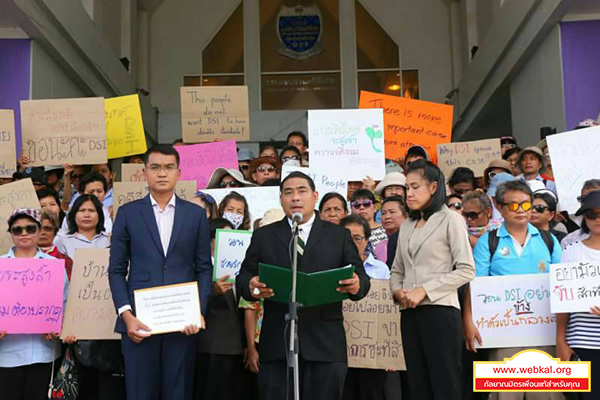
{"left": 280, "top": 171, "right": 316, "bottom": 192}
{"left": 351, "top": 189, "right": 376, "bottom": 203}
{"left": 144, "top": 144, "right": 180, "bottom": 167}
{"left": 405, "top": 159, "right": 447, "bottom": 220}
{"left": 80, "top": 172, "right": 108, "bottom": 194}
{"left": 209, "top": 218, "right": 234, "bottom": 240}
{"left": 449, "top": 167, "right": 476, "bottom": 188}
{"left": 36, "top": 187, "right": 61, "bottom": 205}
{"left": 502, "top": 147, "right": 521, "bottom": 161}
{"left": 41, "top": 211, "right": 59, "bottom": 234}
{"left": 533, "top": 191, "right": 558, "bottom": 212}
{"left": 217, "top": 191, "right": 251, "bottom": 230}
{"left": 260, "top": 143, "right": 278, "bottom": 155}
{"left": 46, "top": 169, "right": 64, "bottom": 181}
{"left": 280, "top": 145, "right": 302, "bottom": 162}
{"left": 319, "top": 192, "right": 348, "bottom": 213}
{"left": 446, "top": 194, "right": 462, "bottom": 204}
{"left": 382, "top": 196, "right": 408, "bottom": 215}
{"left": 68, "top": 194, "right": 105, "bottom": 235}
{"left": 340, "top": 214, "right": 371, "bottom": 240}
{"left": 287, "top": 131, "right": 307, "bottom": 147}
{"left": 93, "top": 162, "right": 113, "bottom": 172}
{"left": 495, "top": 180, "right": 532, "bottom": 205}
{"left": 463, "top": 190, "right": 492, "bottom": 210}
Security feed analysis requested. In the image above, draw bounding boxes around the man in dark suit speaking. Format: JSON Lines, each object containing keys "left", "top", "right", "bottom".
{"left": 236, "top": 171, "right": 370, "bottom": 400}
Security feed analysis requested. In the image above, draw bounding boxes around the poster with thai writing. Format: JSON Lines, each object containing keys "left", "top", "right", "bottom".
{"left": 550, "top": 262, "right": 600, "bottom": 313}
{"left": 213, "top": 229, "right": 252, "bottom": 282}
{"left": 176, "top": 140, "right": 239, "bottom": 190}
{"left": 470, "top": 274, "right": 555, "bottom": 348}
{"left": 121, "top": 163, "right": 147, "bottom": 182}
{"left": 0, "top": 179, "right": 41, "bottom": 254}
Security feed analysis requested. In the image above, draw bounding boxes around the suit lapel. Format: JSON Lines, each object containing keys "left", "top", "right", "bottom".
{"left": 275, "top": 218, "right": 293, "bottom": 250}
{"left": 141, "top": 196, "right": 164, "bottom": 256}
{"left": 303, "top": 216, "right": 325, "bottom": 255}
{"left": 167, "top": 196, "right": 187, "bottom": 255}
{"left": 411, "top": 211, "right": 446, "bottom": 257}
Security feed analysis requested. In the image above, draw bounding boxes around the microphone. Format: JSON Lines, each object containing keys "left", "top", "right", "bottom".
{"left": 292, "top": 212, "right": 303, "bottom": 223}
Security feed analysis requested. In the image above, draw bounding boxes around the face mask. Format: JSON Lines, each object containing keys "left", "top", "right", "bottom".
{"left": 283, "top": 159, "right": 301, "bottom": 167}
{"left": 223, "top": 212, "right": 244, "bottom": 229}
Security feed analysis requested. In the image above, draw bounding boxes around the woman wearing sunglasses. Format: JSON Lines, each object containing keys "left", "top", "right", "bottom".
{"left": 482, "top": 159, "right": 513, "bottom": 191}
{"left": 350, "top": 189, "right": 387, "bottom": 251}
{"left": 462, "top": 191, "right": 501, "bottom": 248}
{"left": 206, "top": 167, "right": 256, "bottom": 190}
{"left": 249, "top": 156, "right": 282, "bottom": 186}
{"left": 390, "top": 160, "right": 475, "bottom": 400}
{"left": 530, "top": 190, "right": 567, "bottom": 242}
{"left": 446, "top": 193, "right": 463, "bottom": 213}
{"left": 0, "top": 208, "right": 69, "bottom": 400}
{"left": 556, "top": 191, "right": 600, "bottom": 399}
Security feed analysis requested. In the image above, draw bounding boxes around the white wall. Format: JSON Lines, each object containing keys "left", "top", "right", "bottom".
{"left": 509, "top": 25, "right": 566, "bottom": 146}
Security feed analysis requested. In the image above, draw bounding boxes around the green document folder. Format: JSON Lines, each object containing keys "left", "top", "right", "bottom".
{"left": 258, "top": 263, "right": 355, "bottom": 307}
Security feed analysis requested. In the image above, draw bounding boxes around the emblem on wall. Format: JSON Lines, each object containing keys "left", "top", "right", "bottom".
{"left": 277, "top": 5, "right": 324, "bottom": 60}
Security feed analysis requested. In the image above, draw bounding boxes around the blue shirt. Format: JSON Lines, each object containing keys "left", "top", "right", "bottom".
{"left": 0, "top": 248, "right": 69, "bottom": 367}
{"left": 517, "top": 174, "right": 557, "bottom": 194}
{"left": 364, "top": 253, "right": 391, "bottom": 280}
{"left": 474, "top": 223, "right": 561, "bottom": 277}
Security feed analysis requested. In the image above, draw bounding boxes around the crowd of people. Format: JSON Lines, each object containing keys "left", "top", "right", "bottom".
{"left": 1, "top": 118, "right": 600, "bottom": 400}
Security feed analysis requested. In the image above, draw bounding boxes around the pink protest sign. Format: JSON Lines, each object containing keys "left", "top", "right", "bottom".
{"left": 0, "top": 258, "right": 65, "bottom": 333}
{"left": 176, "top": 140, "right": 239, "bottom": 189}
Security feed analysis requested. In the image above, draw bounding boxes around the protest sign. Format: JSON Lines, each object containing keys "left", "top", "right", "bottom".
{"left": 176, "top": 140, "right": 239, "bottom": 189}
{"left": 181, "top": 86, "right": 250, "bottom": 143}
{"left": 281, "top": 165, "right": 347, "bottom": 204}
{"left": 359, "top": 91, "right": 453, "bottom": 163}
{"left": 61, "top": 248, "right": 120, "bottom": 340}
{"left": 202, "top": 186, "right": 282, "bottom": 228}
{"left": 0, "top": 110, "right": 17, "bottom": 178}
{"left": 113, "top": 181, "right": 196, "bottom": 215}
{"left": 105, "top": 94, "right": 147, "bottom": 159}
{"left": 309, "top": 109, "right": 386, "bottom": 181}
{"left": 550, "top": 262, "right": 600, "bottom": 313}
{"left": 343, "top": 280, "right": 405, "bottom": 370}
{"left": 121, "top": 163, "right": 146, "bottom": 182}
{"left": 20, "top": 97, "right": 107, "bottom": 166}
{"left": 0, "top": 179, "right": 41, "bottom": 254}
{"left": 470, "top": 274, "right": 555, "bottom": 349}
{"left": 0, "top": 258, "right": 65, "bottom": 333}
{"left": 213, "top": 229, "right": 252, "bottom": 282}
{"left": 547, "top": 126, "right": 600, "bottom": 214}
{"left": 437, "top": 139, "right": 501, "bottom": 178}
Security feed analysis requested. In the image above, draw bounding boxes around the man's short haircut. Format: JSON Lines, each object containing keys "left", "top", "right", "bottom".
{"left": 463, "top": 190, "right": 492, "bottom": 210}
{"left": 495, "top": 180, "right": 533, "bottom": 205}
{"left": 280, "top": 171, "right": 316, "bottom": 192}
{"left": 79, "top": 172, "right": 108, "bottom": 194}
{"left": 382, "top": 196, "right": 408, "bottom": 215}
{"left": 287, "top": 131, "right": 308, "bottom": 147}
{"left": 340, "top": 214, "right": 371, "bottom": 240}
{"left": 144, "top": 144, "right": 180, "bottom": 167}
{"left": 351, "top": 189, "right": 376, "bottom": 203}
{"left": 280, "top": 145, "right": 302, "bottom": 160}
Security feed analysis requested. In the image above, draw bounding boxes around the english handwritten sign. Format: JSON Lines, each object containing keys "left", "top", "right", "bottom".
{"left": 176, "top": 140, "right": 239, "bottom": 190}
{"left": 359, "top": 91, "right": 453, "bottom": 163}
{"left": 105, "top": 94, "right": 147, "bottom": 159}
{"left": 0, "top": 110, "right": 17, "bottom": 178}
{"left": 0, "top": 258, "right": 65, "bottom": 333}
{"left": 113, "top": 181, "right": 196, "bottom": 215}
{"left": 281, "top": 165, "right": 347, "bottom": 204}
{"left": 121, "top": 163, "right": 146, "bottom": 182}
{"left": 0, "top": 179, "right": 41, "bottom": 254}
{"left": 181, "top": 86, "right": 250, "bottom": 143}
{"left": 437, "top": 139, "right": 501, "bottom": 178}
{"left": 470, "top": 274, "right": 555, "bottom": 349}
{"left": 61, "top": 248, "right": 120, "bottom": 340}
{"left": 342, "top": 280, "right": 406, "bottom": 370}
{"left": 309, "top": 109, "right": 386, "bottom": 181}
{"left": 20, "top": 97, "right": 107, "bottom": 166}
{"left": 213, "top": 229, "right": 252, "bottom": 282}
{"left": 550, "top": 262, "right": 600, "bottom": 313}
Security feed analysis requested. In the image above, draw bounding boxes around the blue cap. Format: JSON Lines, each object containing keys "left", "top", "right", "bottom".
{"left": 488, "top": 172, "right": 515, "bottom": 197}
{"left": 237, "top": 148, "right": 255, "bottom": 162}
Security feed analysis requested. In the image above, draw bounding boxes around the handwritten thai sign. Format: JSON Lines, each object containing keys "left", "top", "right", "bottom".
{"left": 202, "top": 186, "right": 282, "bottom": 229}
{"left": 309, "top": 109, "right": 386, "bottom": 181}
{"left": 181, "top": 86, "right": 250, "bottom": 143}
{"left": 0, "top": 110, "right": 17, "bottom": 178}
{"left": 550, "top": 262, "right": 600, "bottom": 313}
{"left": 105, "top": 94, "right": 147, "bottom": 159}
{"left": 176, "top": 140, "right": 239, "bottom": 189}
{"left": 213, "top": 229, "right": 252, "bottom": 282}
{"left": 359, "top": 91, "right": 453, "bottom": 163}
{"left": 470, "top": 274, "right": 555, "bottom": 349}
{"left": 281, "top": 165, "right": 347, "bottom": 204}
{"left": 121, "top": 163, "right": 146, "bottom": 182}
{"left": 0, "top": 179, "right": 41, "bottom": 254}
{"left": 20, "top": 97, "right": 107, "bottom": 166}
{"left": 61, "top": 249, "right": 120, "bottom": 340}
{"left": 342, "top": 280, "right": 406, "bottom": 370}
{"left": 437, "top": 139, "right": 501, "bottom": 178}
{"left": 0, "top": 258, "right": 65, "bottom": 333}
{"left": 113, "top": 181, "right": 196, "bottom": 215}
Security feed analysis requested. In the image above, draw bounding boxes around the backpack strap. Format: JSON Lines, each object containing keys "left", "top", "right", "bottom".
{"left": 488, "top": 229, "right": 499, "bottom": 262}
{"left": 539, "top": 229, "right": 555, "bottom": 256}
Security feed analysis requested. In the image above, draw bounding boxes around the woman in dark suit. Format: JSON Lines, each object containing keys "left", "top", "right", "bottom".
{"left": 390, "top": 160, "right": 475, "bottom": 400}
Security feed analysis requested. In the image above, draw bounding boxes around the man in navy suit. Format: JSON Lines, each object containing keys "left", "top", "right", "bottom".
{"left": 109, "top": 144, "right": 212, "bottom": 400}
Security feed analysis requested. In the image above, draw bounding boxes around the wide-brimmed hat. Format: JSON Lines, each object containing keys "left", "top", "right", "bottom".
{"left": 206, "top": 168, "right": 255, "bottom": 189}
{"left": 259, "top": 208, "right": 286, "bottom": 227}
{"left": 237, "top": 148, "right": 255, "bottom": 162}
{"left": 249, "top": 156, "right": 282, "bottom": 175}
{"left": 576, "top": 190, "right": 600, "bottom": 216}
{"left": 517, "top": 146, "right": 545, "bottom": 172}
{"left": 375, "top": 172, "right": 407, "bottom": 196}
{"left": 8, "top": 208, "right": 42, "bottom": 227}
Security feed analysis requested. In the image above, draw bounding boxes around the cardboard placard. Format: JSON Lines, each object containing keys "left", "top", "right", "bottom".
{"left": 550, "top": 262, "right": 600, "bottom": 313}
{"left": 20, "top": 97, "right": 107, "bottom": 166}
{"left": 281, "top": 165, "right": 347, "bottom": 204}
{"left": 0, "top": 110, "right": 17, "bottom": 178}
{"left": 437, "top": 139, "right": 501, "bottom": 178}
{"left": 121, "top": 163, "right": 147, "bottom": 182}
{"left": 359, "top": 91, "right": 453, "bottom": 163}
{"left": 343, "top": 280, "right": 406, "bottom": 370}
{"left": 105, "top": 94, "right": 147, "bottom": 159}
{"left": 61, "top": 248, "right": 120, "bottom": 340}
{"left": 181, "top": 86, "right": 250, "bottom": 143}
{"left": 113, "top": 181, "right": 196, "bottom": 215}
{"left": 0, "top": 179, "right": 41, "bottom": 254}
{"left": 213, "top": 229, "right": 252, "bottom": 282}
{"left": 176, "top": 140, "right": 239, "bottom": 190}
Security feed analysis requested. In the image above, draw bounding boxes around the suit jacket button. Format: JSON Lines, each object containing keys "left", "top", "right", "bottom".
{"left": 163, "top": 264, "right": 168, "bottom": 269}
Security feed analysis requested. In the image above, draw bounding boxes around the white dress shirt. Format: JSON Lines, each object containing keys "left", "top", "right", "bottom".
{"left": 287, "top": 212, "right": 316, "bottom": 244}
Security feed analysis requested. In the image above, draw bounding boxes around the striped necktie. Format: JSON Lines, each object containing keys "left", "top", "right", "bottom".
{"left": 297, "top": 228, "right": 306, "bottom": 256}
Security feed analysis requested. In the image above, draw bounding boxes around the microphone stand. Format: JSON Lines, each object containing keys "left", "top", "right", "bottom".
{"left": 287, "top": 218, "right": 301, "bottom": 400}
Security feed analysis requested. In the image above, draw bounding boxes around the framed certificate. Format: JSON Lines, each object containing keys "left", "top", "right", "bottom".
{"left": 134, "top": 282, "right": 202, "bottom": 335}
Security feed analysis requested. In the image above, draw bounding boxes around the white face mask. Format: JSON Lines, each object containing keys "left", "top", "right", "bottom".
{"left": 223, "top": 212, "right": 244, "bottom": 229}
{"left": 283, "top": 159, "right": 301, "bottom": 167}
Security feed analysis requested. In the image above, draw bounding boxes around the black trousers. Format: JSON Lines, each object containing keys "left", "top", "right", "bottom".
{"left": 462, "top": 347, "right": 490, "bottom": 400}
{"left": 343, "top": 367, "right": 387, "bottom": 400}
{"left": 573, "top": 348, "right": 600, "bottom": 400}
{"left": 78, "top": 365, "right": 126, "bottom": 400}
{"left": 193, "top": 353, "right": 245, "bottom": 400}
{"left": 0, "top": 362, "right": 53, "bottom": 400}
{"left": 401, "top": 305, "right": 463, "bottom": 400}
{"left": 258, "top": 358, "right": 347, "bottom": 400}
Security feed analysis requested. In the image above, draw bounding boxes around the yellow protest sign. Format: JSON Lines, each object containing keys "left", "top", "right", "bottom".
{"left": 105, "top": 94, "right": 147, "bottom": 159}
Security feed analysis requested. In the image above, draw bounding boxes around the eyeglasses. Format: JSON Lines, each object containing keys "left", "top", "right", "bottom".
{"left": 351, "top": 200, "right": 374, "bottom": 210}
{"left": 257, "top": 166, "right": 276, "bottom": 173}
{"left": 147, "top": 164, "right": 178, "bottom": 173}
{"left": 219, "top": 181, "right": 241, "bottom": 188}
{"left": 462, "top": 210, "right": 483, "bottom": 221}
{"left": 41, "top": 226, "right": 56, "bottom": 233}
{"left": 502, "top": 201, "right": 532, "bottom": 212}
{"left": 448, "top": 202, "right": 462, "bottom": 210}
{"left": 10, "top": 225, "right": 38, "bottom": 236}
{"left": 281, "top": 156, "right": 300, "bottom": 163}
{"left": 71, "top": 174, "right": 84, "bottom": 180}
{"left": 532, "top": 205, "right": 550, "bottom": 213}
{"left": 584, "top": 210, "right": 600, "bottom": 221}
{"left": 352, "top": 235, "right": 366, "bottom": 243}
